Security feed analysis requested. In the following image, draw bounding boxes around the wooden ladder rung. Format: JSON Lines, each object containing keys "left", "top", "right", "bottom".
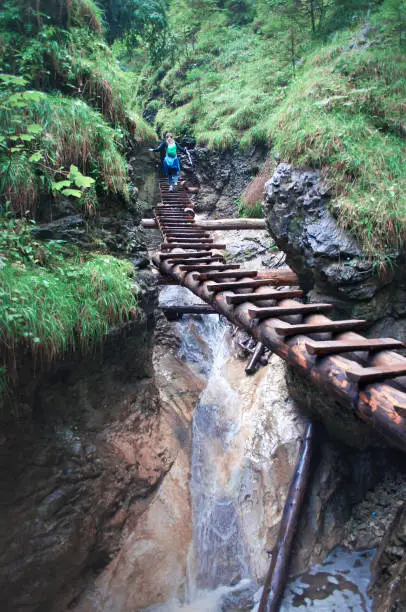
{"left": 161, "top": 243, "right": 225, "bottom": 251}
{"left": 193, "top": 270, "right": 258, "bottom": 281}
{"left": 166, "top": 238, "right": 214, "bottom": 244}
{"left": 169, "top": 256, "right": 225, "bottom": 265}
{"left": 207, "top": 278, "right": 297, "bottom": 292}
{"left": 275, "top": 320, "right": 366, "bottom": 337}
{"left": 226, "top": 290, "right": 303, "bottom": 304}
{"left": 347, "top": 364, "right": 406, "bottom": 385}
{"left": 165, "top": 232, "right": 210, "bottom": 237}
{"left": 159, "top": 251, "right": 217, "bottom": 260}
{"left": 180, "top": 264, "right": 240, "bottom": 272}
{"left": 306, "top": 338, "right": 404, "bottom": 356}
{"left": 248, "top": 303, "right": 332, "bottom": 320}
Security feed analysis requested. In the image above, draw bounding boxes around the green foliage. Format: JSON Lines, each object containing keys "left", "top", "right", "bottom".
{"left": 146, "top": 0, "right": 406, "bottom": 256}
{"left": 0, "top": 92, "right": 130, "bottom": 213}
{"left": 238, "top": 199, "right": 263, "bottom": 218}
{"left": 100, "top": 0, "right": 168, "bottom": 64}
{"left": 0, "top": 212, "right": 138, "bottom": 388}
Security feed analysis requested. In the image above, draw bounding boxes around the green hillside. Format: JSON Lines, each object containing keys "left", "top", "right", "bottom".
{"left": 139, "top": 0, "right": 406, "bottom": 257}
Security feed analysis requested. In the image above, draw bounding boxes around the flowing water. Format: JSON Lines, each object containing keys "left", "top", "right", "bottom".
{"left": 150, "top": 286, "right": 376, "bottom": 611}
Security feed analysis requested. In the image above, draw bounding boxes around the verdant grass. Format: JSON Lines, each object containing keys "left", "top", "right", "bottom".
{"left": 146, "top": 4, "right": 406, "bottom": 257}
{"left": 237, "top": 199, "right": 263, "bottom": 219}
{"left": 0, "top": 216, "right": 138, "bottom": 388}
{"left": 0, "top": 256, "right": 136, "bottom": 360}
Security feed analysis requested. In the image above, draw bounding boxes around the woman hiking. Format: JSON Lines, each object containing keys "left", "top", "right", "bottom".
{"left": 150, "top": 133, "right": 186, "bottom": 191}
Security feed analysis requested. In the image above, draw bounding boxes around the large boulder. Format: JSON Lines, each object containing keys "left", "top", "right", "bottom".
{"left": 263, "top": 163, "right": 406, "bottom": 339}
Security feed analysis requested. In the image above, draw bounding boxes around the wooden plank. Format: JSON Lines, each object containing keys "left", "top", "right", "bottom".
{"left": 169, "top": 257, "right": 225, "bottom": 265}
{"left": 347, "top": 364, "right": 406, "bottom": 385}
{"left": 248, "top": 303, "right": 333, "bottom": 320}
{"left": 275, "top": 320, "right": 366, "bottom": 337}
{"left": 207, "top": 276, "right": 297, "bottom": 292}
{"left": 166, "top": 238, "right": 214, "bottom": 243}
{"left": 158, "top": 251, "right": 215, "bottom": 261}
{"left": 160, "top": 243, "right": 225, "bottom": 250}
{"left": 180, "top": 264, "right": 240, "bottom": 272}
{"left": 142, "top": 218, "right": 267, "bottom": 230}
{"left": 193, "top": 270, "right": 258, "bottom": 281}
{"left": 226, "top": 290, "right": 303, "bottom": 304}
{"left": 306, "top": 338, "right": 404, "bottom": 356}
{"left": 164, "top": 232, "right": 211, "bottom": 237}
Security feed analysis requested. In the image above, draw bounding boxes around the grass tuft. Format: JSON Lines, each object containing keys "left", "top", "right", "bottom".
{"left": 0, "top": 216, "right": 138, "bottom": 388}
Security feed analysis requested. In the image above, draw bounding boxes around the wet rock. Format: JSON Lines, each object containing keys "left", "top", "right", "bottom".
{"left": 263, "top": 163, "right": 406, "bottom": 338}
{"left": 370, "top": 502, "right": 406, "bottom": 611}
{"left": 0, "top": 282, "right": 158, "bottom": 611}
{"left": 220, "top": 580, "right": 257, "bottom": 611}
{"left": 191, "top": 146, "right": 267, "bottom": 216}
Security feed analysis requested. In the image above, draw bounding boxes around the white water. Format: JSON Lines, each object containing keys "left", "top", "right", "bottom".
{"left": 153, "top": 286, "right": 377, "bottom": 612}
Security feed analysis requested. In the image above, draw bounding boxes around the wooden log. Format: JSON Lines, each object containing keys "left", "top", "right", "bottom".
{"left": 306, "top": 338, "right": 404, "bottom": 356}
{"left": 142, "top": 218, "right": 267, "bottom": 230}
{"left": 160, "top": 243, "right": 226, "bottom": 250}
{"left": 275, "top": 320, "right": 366, "bottom": 337}
{"left": 245, "top": 342, "right": 265, "bottom": 375}
{"left": 248, "top": 304, "right": 333, "bottom": 320}
{"left": 194, "top": 270, "right": 258, "bottom": 281}
{"left": 227, "top": 290, "right": 303, "bottom": 304}
{"left": 259, "top": 423, "right": 314, "bottom": 612}
{"left": 162, "top": 304, "right": 218, "bottom": 320}
{"left": 207, "top": 276, "right": 297, "bottom": 292}
{"left": 152, "top": 254, "right": 406, "bottom": 451}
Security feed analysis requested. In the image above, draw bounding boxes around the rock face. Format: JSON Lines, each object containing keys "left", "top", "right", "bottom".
{"left": 0, "top": 278, "right": 158, "bottom": 611}
{"left": 190, "top": 146, "right": 267, "bottom": 217}
{"left": 34, "top": 143, "right": 157, "bottom": 263}
{"left": 263, "top": 163, "right": 406, "bottom": 339}
{"left": 371, "top": 502, "right": 406, "bottom": 611}
{"left": 68, "top": 313, "right": 207, "bottom": 611}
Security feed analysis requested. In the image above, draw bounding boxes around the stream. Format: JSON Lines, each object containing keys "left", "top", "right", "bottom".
{"left": 147, "top": 284, "right": 377, "bottom": 611}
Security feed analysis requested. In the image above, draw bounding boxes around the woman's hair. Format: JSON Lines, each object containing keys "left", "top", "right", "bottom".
{"left": 165, "top": 132, "right": 173, "bottom": 139}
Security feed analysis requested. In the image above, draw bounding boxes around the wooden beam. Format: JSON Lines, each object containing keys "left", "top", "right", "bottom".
{"left": 162, "top": 304, "right": 218, "bottom": 320}
{"left": 153, "top": 254, "right": 406, "bottom": 451}
{"left": 275, "top": 320, "right": 366, "bottom": 337}
{"left": 207, "top": 275, "right": 297, "bottom": 292}
{"left": 160, "top": 243, "right": 226, "bottom": 250}
{"left": 248, "top": 303, "right": 333, "bottom": 320}
{"left": 166, "top": 238, "right": 214, "bottom": 244}
{"left": 142, "top": 218, "right": 267, "bottom": 230}
{"left": 169, "top": 257, "right": 226, "bottom": 265}
{"left": 158, "top": 252, "right": 215, "bottom": 260}
{"left": 348, "top": 364, "right": 406, "bottom": 385}
{"left": 259, "top": 423, "right": 314, "bottom": 612}
{"left": 226, "top": 290, "right": 303, "bottom": 304}
{"left": 245, "top": 342, "right": 265, "bottom": 375}
{"left": 306, "top": 338, "right": 404, "bottom": 356}
{"left": 193, "top": 270, "right": 258, "bottom": 281}
{"left": 180, "top": 263, "right": 240, "bottom": 272}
